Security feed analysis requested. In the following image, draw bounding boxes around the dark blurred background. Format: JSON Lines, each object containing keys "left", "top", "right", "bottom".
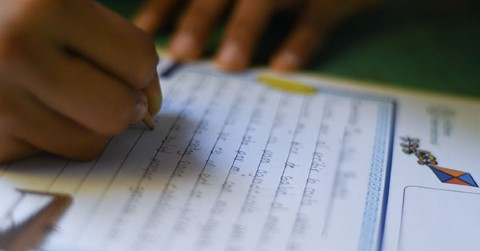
{"left": 98, "top": 0, "right": 480, "bottom": 97}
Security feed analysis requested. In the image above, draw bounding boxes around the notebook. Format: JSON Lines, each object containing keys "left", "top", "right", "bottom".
{"left": 0, "top": 60, "right": 478, "bottom": 251}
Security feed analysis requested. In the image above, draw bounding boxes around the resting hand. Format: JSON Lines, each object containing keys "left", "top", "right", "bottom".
{"left": 135, "top": 0, "right": 380, "bottom": 71}
{"left": 0, "top": 0, "right": 161, "bottom": 163}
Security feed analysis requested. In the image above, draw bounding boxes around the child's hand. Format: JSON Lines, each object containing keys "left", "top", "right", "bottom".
{"left": 0, "top": 0, "right": 161, "bottom": 163}
{"left": 135, "top": 0, "right": 380, "bottom": 72}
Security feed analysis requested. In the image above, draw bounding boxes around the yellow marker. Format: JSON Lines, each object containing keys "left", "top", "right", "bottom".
{"left": 257, "top": 75, "right": 318, "bottom": 95}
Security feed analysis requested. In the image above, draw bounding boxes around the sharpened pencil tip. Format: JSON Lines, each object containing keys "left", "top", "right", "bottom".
{"left": 143, "top": 114, "right": 155, "bottom": 130}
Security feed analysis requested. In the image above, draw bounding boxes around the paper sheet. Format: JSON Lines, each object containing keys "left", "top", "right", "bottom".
{"left": 381, "top": 93, "right": 480, "bottom": 251}
{"left": 0, "top": 62, "right": 394, "bottom": 251}
{"left": 398, "top": 186, "right": 480, "bottom": 251}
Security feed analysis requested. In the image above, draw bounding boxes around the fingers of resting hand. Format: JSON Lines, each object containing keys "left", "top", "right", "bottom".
{"left": 271, "top": 0, "right": 381, "bottom": 71}
{"left": 270, "top": 0, "right": 333, "bottom": 71}
{"left": 62, "top": 0, "right": 158, "bottom": 89}
{"left": 215, "top": 0, "right": 275, "bottom": 71}
{"left": 169, "top": 0, "right": 230, "bottom": 61}
{"left": 270, "top": 21, "right": 323, "bottom": 71}
{"left": 134, "top": 0, "right": 180, "bottom": 34}
{"left": 0, "top": 87, "right": 109, "bottom": 161}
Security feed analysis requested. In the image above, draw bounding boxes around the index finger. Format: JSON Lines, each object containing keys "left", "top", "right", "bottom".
{"left": 134, "top": 0, "right": 181, "bottom": 34}
{"left": 215, "top": 0, "right": 275, "bottom": 71}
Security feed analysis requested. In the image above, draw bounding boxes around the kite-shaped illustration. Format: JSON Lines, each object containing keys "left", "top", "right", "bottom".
{"left": 400, "top": 137, "right": 478, "bottom": 188}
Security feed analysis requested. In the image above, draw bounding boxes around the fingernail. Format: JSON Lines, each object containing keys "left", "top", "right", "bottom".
{"left": 169, "top": 32, "right": 198, "bottom": 60}
{"left": 132, "top": 91, "right": 149, "bottom": 123}
{"left": 272, "top": 51, "right": 301, "bottom": 72}
{"left": 134, "top": 12, "right": 155, "bottom": 33}
{"left": 134, "top": 4, "right": 165, "bottom": 34}
{"left": 216, "top": 42, "right": 247, "bottom": 71}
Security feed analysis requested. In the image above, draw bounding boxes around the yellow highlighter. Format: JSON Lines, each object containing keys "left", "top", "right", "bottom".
{"left": 257, "top": 74, "right": 318, "bottom": 95}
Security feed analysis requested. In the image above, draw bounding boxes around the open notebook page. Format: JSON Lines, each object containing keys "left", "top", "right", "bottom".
{"left": 0, "top": 62, "right": 394, "bottom": 251}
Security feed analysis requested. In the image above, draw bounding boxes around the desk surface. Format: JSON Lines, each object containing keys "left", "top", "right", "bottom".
{"left": 99, "top": 0, "right": 479, "bottom": 97}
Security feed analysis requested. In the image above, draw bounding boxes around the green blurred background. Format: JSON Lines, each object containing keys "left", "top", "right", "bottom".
{"left": 98, "top": 0, "right": 479, "bottom": 97}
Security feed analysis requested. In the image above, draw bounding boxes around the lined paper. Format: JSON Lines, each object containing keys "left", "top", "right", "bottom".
{"left": 0, "top": 64, "right": 394, "bottom": 251}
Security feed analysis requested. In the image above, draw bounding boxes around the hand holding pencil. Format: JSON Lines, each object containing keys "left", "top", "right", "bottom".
{"left": 0, "top": 0, "right": 161, "bottom": 163}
